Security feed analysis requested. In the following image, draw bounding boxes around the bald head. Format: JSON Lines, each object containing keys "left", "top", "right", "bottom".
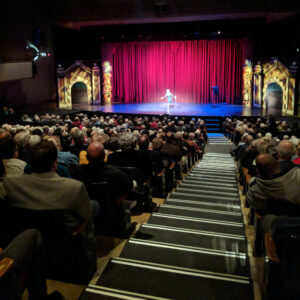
{"left": 245, "top": 135, "right": 254, "bottom": 145}
{"left": 256, "top": 153, "right": 280, "bottom": 179}
{"left": 138, "top": 134, "right": 149, "bottom": 151}
{"left": 277, "top": 140, "right": 296, "bottom": 161}
{"left": 87, "top": 142, "right": 105, "bottom": 163}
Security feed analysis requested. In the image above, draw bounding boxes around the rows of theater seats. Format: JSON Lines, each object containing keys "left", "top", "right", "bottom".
{"left": 229, "top": 128, "right": 300, "bottom": 300}
{"left": 0, "top": 119, "right": 204, "bottom": 295}
{"left": 79, "top": 134, "right": 253, "bottom": 299}
{"left": 239, "top": 167, "right": 300, "bottom": 299}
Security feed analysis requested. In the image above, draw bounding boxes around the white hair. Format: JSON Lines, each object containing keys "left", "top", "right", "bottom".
{"left": 265, "top": 132, "right": 272, "bottom": 139}
{"left": 28, "top": 135, "right": 41, "bottom": 148}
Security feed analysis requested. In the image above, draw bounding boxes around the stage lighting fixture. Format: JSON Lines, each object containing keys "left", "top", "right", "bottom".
{"left": 217, "top": 31, "right": 221, "bottom": 35}
{"left": 26, "top": 42, "right": 49, "bottom": 62}
{"left": 297, "top": 48, "right": 299, "bottom": 52}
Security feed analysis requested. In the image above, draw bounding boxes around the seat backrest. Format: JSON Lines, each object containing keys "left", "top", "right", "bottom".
{"left": 0, "top": 205, "right": 72, "bottom": 247}
{"left": 115, "top": 166, "right": 143, "bottom": 185}
{"left": 269, "top": 216, "right": 300, "bottom": 298}
{"left": 84, "top": 181, "right": 110, "bottom": 204}
{"left": 84, "top": 181, "right": 127, "bottom": 237}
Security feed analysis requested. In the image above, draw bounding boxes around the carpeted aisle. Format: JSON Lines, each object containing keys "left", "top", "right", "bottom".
{"left": 80, "top": 134, "right": 253, "bottom": 300}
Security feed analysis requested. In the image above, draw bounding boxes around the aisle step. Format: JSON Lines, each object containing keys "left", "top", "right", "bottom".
{"left": 148, "top": 213, "right": 245, "bottom": 235}
{"left": 188, "top": 174, "right": 237, "bottom": 183}
{"left": 190, "top": 171, "right": 236, "bottom": 178}
{"left": 171, "top": 192, "right": 240, "bottom": 203}
{"left": 87, "top": 258, "right": 253, "bottom": 300}
{"left": 165, "top": 198, "right": 241, "bottom": 212}
{"left": 180, "top": 183, "right": 238, "bottom": 193}
{"left": 174, "top": 188, "right": 240, "bottom": 198}
{"left": 157, "top": 206, "right": 243, "bottom": 223}
{"left": 136, "top": 224, "right": 247, "bottom": 253}
{"left": 184, "top": 178, "right": 238, "bottom": 187}
{"left": 121, "top": 240, "right": 250, "bottom": 276}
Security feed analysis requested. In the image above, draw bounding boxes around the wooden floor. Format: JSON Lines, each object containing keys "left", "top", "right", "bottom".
{"left": 22, "top": 150, "right": 264, "bottom": 300}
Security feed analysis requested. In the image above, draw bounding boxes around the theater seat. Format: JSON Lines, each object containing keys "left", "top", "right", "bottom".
{"left": 0, "top": 206, "right": 96, "bottom": 284}
{"left": 85, "top": 181, "right": 132, "bottom": 238}
{"left": 115, "top": 166, "right": 153, "bottom": 211}
{"left": 265, "top": 216, "right": 300, "bottom": 300}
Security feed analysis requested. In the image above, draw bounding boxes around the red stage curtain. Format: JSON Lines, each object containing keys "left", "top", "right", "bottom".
{"left": 112, "top": 40, "right": 244, "bottom": 104}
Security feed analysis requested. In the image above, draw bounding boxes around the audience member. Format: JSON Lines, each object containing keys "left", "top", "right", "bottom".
{"left": 74, "top": 142, "right": 133, "bottom": 203}
{"left": 246, "top": 153, "right": 300, "bottom": 216}
{"left": 0, "top": 140, "right": 93, "bottom": 229}
{"left": 277, "top": 140, "right": 298, "bottom": 172}
{"left": 0, "top": 132, "right": 26, "bottom": 177}
{"left": 293, "top": 143, "right": 300, "bottom": 165}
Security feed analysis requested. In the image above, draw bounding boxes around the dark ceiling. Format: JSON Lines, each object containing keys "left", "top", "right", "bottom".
{"left": 52, "top": 0, "right": 300, "bottom": 29}
{"left": 1, "top": 0, "right": 300, "bottom": 62}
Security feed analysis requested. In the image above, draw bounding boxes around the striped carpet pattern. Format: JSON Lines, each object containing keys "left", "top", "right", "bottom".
{"left": 80, "top": 134, "right": 253, "bottom": 300}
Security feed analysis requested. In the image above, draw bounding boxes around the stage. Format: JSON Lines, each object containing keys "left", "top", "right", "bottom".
{"left": 70, "top": 102, "right": 282, "bottom": 117}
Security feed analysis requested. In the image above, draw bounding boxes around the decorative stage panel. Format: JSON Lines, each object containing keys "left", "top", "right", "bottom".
{"left": 56, "top": 61, "right": 101, "bottom": 109}
{"left": 242, "top": 60, "right": 252, "bottom": 107}
{"left": 102, "top": 61, "right": 112, "bottom": 104}
{"left": 250, "top": 59, "right": 299, "bottom": 116}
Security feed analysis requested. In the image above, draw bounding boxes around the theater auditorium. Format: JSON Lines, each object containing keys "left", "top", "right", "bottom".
{"left": 1, "top": 1, "right": 300, "bottom": 299}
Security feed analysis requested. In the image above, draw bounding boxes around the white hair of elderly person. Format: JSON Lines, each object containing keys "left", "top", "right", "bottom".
{"left": 28, "top": 135, "right": 41, "bottom": 148}
{"left": 265, "top": 132, "right": 272, "bottom": 139}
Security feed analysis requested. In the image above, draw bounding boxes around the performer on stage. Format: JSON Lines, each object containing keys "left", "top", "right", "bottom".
{"left": 161, "top": 89, "right": 176, "bottom": 114}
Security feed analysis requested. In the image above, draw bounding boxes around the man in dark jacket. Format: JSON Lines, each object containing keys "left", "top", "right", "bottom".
{"left": 277, "top": 140, "right": 299, "bottom": 172}
{"left": 246, "top": 153, "right": 300, "bottom": 216}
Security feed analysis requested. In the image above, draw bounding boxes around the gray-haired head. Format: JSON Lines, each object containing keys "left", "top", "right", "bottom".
{"left": 28, "top": 135, "right": 41, "bottom": 148}
{"left": 119, "top": 132, "right": 137, "bottom": 151}
{"left": 277, "top": 140, "right": 296, "bottom": 161}
{"left": 14, "top": 131, "right": 30, "bottom": 148}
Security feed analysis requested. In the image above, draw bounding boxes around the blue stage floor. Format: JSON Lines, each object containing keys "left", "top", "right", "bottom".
{"left": 72, "top": 102, "right": 279, "bottom": 117}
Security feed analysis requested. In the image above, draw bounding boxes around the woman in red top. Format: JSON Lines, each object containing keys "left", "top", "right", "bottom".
{"left": 293, "top": 143, "right": 300, "bottom": 165}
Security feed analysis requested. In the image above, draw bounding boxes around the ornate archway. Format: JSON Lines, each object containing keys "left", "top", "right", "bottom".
{"left": 262, "top": 60, "right": 289, "bottom": 113}
{"left": 71, "top": 81, "right": 88, "bottom": 103}
{"left": 251, "top": 59, "right": 298, "bottom": 116}
{"left": 266, "top": 82, "right": 283, "bottom": 109}
{"left": 56, "top": 61, "right": 101, "bottom": 109}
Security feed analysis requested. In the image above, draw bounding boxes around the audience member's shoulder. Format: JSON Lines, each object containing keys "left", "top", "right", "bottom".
{"left": 56, "top": 174, "right": 85, "bottom": 187}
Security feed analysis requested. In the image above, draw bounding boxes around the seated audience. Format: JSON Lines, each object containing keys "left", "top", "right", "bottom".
{"left": 0, "top": 140, "right": 93, "bottom": 229}
{"left": 107, "top": 132, "right": 153, "bottom": 183}
{"left": 246, "top": 153, "right": 300, "bottom": 216}
{"left": 277, "top": 140, "right": 298, "bottom": 172}
{"left": 74, "top": 141, "right": 133, "bottom": 203}
{"left": 293, "top": 143, "right": 300, "bottom": 165}
{"left": 160, "top": 131, "right": 182, "bottom": 163}
{"left": 0, "top": 132, "right": 26, "bottom": 177}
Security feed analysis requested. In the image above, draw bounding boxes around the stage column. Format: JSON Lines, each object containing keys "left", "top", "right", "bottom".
{"left": 287, "top": 62, "right": 299, "bottom": 116}
{"left": 56, "top": 64, "right": 71, "bottom": 109}
{"left": 253, "top": 62, "right": 262, "bottom": 109}
{"left": 102, "top": 61, "right": 112, "bottom": 104}
{"left": 92, "top": 63, "right": 101, "bottom": 105}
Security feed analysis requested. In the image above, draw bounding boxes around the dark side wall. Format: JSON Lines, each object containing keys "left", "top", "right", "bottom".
{"left": 0, "top": 0, "right": 56, "bottom": 111}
